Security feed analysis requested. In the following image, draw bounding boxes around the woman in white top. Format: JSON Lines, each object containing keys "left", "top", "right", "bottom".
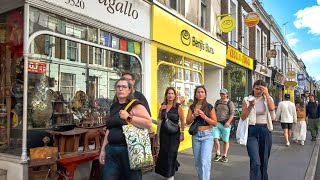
{"left": 241, "top": 80, "right": 275, "bottom": 180}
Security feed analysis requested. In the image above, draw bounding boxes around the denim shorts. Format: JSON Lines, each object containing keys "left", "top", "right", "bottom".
{"left": 212, "top": 122, "right": 231, "bottom": 142}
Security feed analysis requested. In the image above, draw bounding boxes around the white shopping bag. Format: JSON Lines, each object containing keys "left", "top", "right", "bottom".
{"left": 236, "top": 118, "right": 249, "bottom": 146}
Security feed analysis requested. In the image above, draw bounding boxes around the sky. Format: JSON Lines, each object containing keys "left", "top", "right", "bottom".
{"left": 261, "top": 0, "right": 320, "bottom": 81}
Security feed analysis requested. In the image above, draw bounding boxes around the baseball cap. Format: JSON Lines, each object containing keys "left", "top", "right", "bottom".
{"left": 284, "top": 94, "right": 290, "bottom": 99}
{"left": 220, "top": 88, "right": 228, "bottom": 94}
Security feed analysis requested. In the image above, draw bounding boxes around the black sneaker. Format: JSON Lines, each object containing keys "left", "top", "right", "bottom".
{"left": 311, "top": 137, "right": 316, "bottom": 141}
{"left": 220, "top": 156, "right": 228, "bottom": 163}
{"left": 213, "top": 154, "right": 222, "bottom": 162}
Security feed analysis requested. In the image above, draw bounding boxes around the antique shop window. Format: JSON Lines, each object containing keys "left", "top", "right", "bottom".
{"left": 28, "top": 35, "right": 142, "bottom": 129}
{"left": 0, "top": 8, "right": 24, "bottom": 155}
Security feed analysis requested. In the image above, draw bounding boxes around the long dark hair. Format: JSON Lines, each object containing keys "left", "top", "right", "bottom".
{"left": 249, "top": 79, "right": 267, "bottom": 96}
{"left": 162, "top": 87, "right": 177, "bottom": 107}
{"left": 190, "top": 85, "right": 210, "bottom": 116}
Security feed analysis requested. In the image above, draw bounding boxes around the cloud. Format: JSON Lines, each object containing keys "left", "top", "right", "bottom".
{"left": 298, "top": 49, "right": 320, "bottom": 64}
{"left": 316, "top": 74, "right": 320, "bottom": 81}
{"left": 285, "top": 33, "right": 299, "bottom": 46}
{"left": 293, "top": 5, "right": 320, "bottom": 35}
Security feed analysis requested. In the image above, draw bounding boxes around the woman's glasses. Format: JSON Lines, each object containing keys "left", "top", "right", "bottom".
{"left": 116, "top": 85, "right": 129, "bottom": 89}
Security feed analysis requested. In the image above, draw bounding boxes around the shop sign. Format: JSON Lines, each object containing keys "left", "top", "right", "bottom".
{"left": 226, "top": 45, "right": 253, "bottom": 70}
{"left": 255, "top": 63, "right": 272, "bottom": 77}
{"left": 219, "top": 16, "right": 236, "bottom": 33}
{"left": 152, "top": 5, "right": 226, "bottom": 66}
{"left": 284, "top": 81, "right": 297, "bottom": 87}
{"left": 28, "top": 61, "right": 47, "bottom": 74}
{"left": 266, "top": 49, "right": 277, "bottom": 59}
{"left": 244, "top": 12, "right": 260, "bottom": 27}
{"left": 287, "top": 70, "right": 296, "bottom": 79}
{"left": 42, "top": 0, "right": 151, "bottom": 39}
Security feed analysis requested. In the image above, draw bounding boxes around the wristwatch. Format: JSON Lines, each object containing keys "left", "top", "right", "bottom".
{"left": 127, "top": 115, "right": 133, "bottom": 122}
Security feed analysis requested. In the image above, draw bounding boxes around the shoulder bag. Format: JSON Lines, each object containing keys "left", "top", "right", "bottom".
{"left": 163, "top": 110, "right": 179, "bottom": 134}
{"left": 122, "top": 99, "right": 154, "bottom": 170}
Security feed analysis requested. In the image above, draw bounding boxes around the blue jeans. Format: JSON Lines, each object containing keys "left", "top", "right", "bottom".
{"left": 101, "top": 144, "right": 142, "bottom": 180}
{"left": 192, "top": 129, "right": 214, "bottom": 180}
{"left": 247, "top": 124, "right": 272, "bottom": 180}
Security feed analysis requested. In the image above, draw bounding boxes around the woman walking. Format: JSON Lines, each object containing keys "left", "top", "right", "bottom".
{"left": 293, "top": 98, "right": 307, "bottom": 145}
{"left": 186, "top": 85, "right": 217, "bottom": 180}
{"left": 240, "top": 80, "right": 275, "bottom": 180}
{"left": 155, "top": 87, "right": 185, "bottom": 180}
{"left": 99, "top": 77, "right": 151, "bottom": 180}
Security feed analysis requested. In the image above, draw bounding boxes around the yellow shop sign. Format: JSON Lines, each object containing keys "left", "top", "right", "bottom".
{"left": 226, "top": 45, "right": 253, "bottom": 70}
{"left": 152, "top": 5, "right": 226, "bottom": 66}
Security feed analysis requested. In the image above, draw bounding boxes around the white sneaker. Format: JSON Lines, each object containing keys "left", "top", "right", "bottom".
{"left": 301, "top": 141, "right": 305, "bottom": 146}
{"left": 285, "top": 142, "right": 290, "bottom": 147}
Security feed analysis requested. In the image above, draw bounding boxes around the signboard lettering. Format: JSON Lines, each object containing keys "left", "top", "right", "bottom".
{"left": 226, "top": 45, "right": 253, "bottom": 70}
{"left": 28, "top": 61, "right": 47, "bottom": 74}
{"left": 181, "top": 30, "right": 215, "bottom": 54}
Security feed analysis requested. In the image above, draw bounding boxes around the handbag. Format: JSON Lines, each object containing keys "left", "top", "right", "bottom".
{"left": 163, "top": 111, "right": 179, "bottom": 134}
{"left": 188, "top": 120, "right": 199, "bottom": 135}
{"left": 236, "top": 118, "right": 249, "bottom": 146}
{"left": 122, "top": 99, "right": 154, "bottom": 170}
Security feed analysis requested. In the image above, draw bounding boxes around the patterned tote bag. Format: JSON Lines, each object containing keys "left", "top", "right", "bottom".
{"left": 122, "top": 99, "right": 154, "bottom": 170}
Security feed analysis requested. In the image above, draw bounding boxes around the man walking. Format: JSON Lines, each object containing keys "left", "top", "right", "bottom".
{"left": 276, "top": 94, "right": 297, "bottom": 146}
{"left": 306, "top": 94, "right": 320, "bottom": 141}
{"left": 122, "top": 72, "right": 151, "bottom": 116}
{"left": 212, "top": 88, "right": 235, "bottom": 163}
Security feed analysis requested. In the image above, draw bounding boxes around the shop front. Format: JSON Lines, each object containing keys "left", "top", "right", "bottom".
{"left": 224, "top": 45, "right": 253, "bottom": 111}
{"left": 272, "top": 70, "right": 285, "bottom": 105}
{"left": 0, "top": 0, "right": 151, "bottom": 178}
{"left": 150, "top": 2, "right": 226, "bottom": 150}
{"left": 254, "top": 62, "right": 272, "bottom": 86}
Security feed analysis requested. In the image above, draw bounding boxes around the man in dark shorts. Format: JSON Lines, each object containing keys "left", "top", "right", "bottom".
{"left": 276, "top": 94, "right": 297, "bottom": 146}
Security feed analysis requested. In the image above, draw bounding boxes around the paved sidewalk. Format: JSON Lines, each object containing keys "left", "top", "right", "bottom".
{"left": 143, "top": 122, "right": 319, "bottom": 180}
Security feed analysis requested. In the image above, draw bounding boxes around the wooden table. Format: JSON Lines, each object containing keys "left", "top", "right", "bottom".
{"left": 46, "top": 128, "right": 88, "bottom": 154}
{"left": 57, "top": 151, "right": 99, "bottom": 180}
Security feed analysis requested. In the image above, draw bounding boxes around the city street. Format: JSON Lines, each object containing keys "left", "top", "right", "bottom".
{"left": 144, "top": 122, "right": 319, "bottom": 180}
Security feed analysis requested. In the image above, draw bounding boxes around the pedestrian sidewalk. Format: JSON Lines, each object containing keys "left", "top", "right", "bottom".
{"left": 143, "top": 122, "right": 320, "bottom": 180}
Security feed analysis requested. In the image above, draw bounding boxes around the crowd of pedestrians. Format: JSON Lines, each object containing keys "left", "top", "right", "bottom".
{"left": 98, "top": 75, "right": 320, "bottom": 180}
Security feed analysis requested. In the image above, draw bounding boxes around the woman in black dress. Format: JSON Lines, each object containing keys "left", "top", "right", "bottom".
{"left": 155, "top": 87, "right": 185, "bottom": 179}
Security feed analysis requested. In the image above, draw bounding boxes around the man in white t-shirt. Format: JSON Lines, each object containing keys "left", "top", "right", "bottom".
{"left": 276, "top": 94, "right": 297, "bottom": 146}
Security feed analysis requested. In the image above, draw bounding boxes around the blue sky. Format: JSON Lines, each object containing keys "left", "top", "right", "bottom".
{"left": 261, "top": 0, "right": 320, "bottom": 81}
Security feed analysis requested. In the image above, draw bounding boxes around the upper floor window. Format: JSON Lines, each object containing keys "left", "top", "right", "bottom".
{"left": 229, "top": 0, "right": 237, "bottom": 48}
{"left": 201, "top": 0, "right": 207, "bottom": 28}
{"left": 242, "top": 12, "right": 249, "bottom": 55}
{"left": 256, "top": 26, "right": 261, "bottom": 62}
{"left": 67, "top": 41, "right": 78, "bottom": 61}
{"left": 164, "top": 0, "right": 180, "bottom": 12}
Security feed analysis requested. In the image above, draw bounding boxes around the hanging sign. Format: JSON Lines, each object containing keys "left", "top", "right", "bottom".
{"left": 219, "top": 16, "right": 236, "bottom": 33}
{"left": 266, "top": 49, "right": 277, "bottom": 59}
{"left": 287, "top": 70, "right": 296, "bottom": 79}
{"left": 284, "top": 81, "right": 297, "bottom": 87}
{"left": 244, "top": 12, "right": 260, "bottom": 27}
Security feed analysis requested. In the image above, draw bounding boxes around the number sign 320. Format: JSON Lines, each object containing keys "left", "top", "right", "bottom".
{"left": 65, "top": 0, "right": 85, "bottom": 9}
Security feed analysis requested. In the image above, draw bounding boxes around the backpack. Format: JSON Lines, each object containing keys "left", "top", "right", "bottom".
{"left": 215, "top": 100, "right": 232, "bottom": 115}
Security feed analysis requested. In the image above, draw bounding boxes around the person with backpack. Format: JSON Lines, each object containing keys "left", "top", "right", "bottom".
{"left": 306, "top": 94, "right": 320, "bottom": 141}
{"left": 212, "top": 88, "right": 235, "bottom": 163}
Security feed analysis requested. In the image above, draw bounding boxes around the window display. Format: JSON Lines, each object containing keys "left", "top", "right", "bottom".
{"left": 157, "top": 50, "right": 203, "bottom": 112}
{"left": 224, "top": 62, "right": 248, "bottom": 110}
{"left": 0, "top": 8, "right": 24, "bottom": 155}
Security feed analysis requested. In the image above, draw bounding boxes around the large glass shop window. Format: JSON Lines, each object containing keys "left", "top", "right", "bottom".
{"left": 157, "top": 50, "right": 203, "bottom": 112}
{"left": 0, "top": 8, "right": 24, "bottom": 155}
{"left": 224, "top": 62, "right": 248, "bottom": 110}
{"left": 28, "top": 34, "right": 141, "bottom": 129}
